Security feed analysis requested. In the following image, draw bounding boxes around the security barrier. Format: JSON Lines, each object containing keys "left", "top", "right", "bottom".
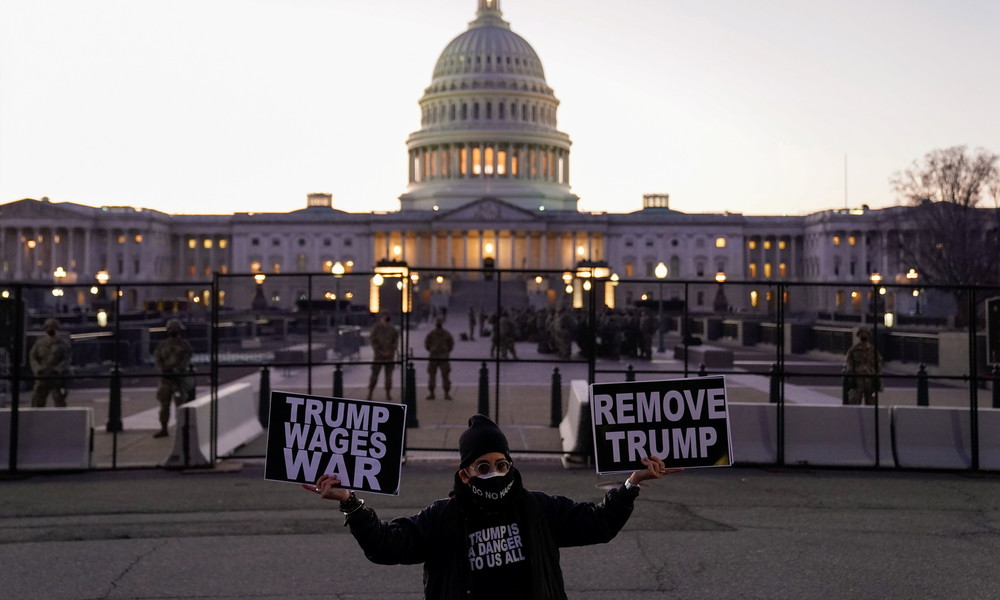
{"left": 559, "top": 379, "right": 592, "bottom": 464}
{"left": 163, "top": 382, "right": 263, "bottom": 468}
{"left": 0, "top": 407, "right": 92, "bottom": 470}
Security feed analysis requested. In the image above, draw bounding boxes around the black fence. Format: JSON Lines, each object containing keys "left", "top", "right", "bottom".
{"left": 2, "top": 269, "right": 1000, "bottom": 471}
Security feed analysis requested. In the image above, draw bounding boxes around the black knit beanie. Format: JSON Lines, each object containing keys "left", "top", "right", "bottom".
{"left": 458, "top": 414, "right": 510, "bottom": 469}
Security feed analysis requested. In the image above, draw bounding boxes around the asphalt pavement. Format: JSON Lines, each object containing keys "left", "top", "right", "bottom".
{"left": 2, "top": 457, "right": 1000, "bottom": 600}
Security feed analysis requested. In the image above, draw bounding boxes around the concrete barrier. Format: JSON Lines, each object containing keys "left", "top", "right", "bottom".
{"left": 674, "top": 344, "right": 734, "bottom": 369}
{"left": 890, "top": 406, "right": 995, "bottom": 470}
{"left": 559, "top": 380, "right": 592, "bottom": 464}
{"left": 784, "top": 404, "right": 892, "bottom": 467}
{"left": 728, "top": 403, "right": 778, "bottom": 464}
{"left": 0, "top": 407, "right": 92, "bottom": 470}
{"left": 163, "top": 382, "right": 263, "bottom": 468}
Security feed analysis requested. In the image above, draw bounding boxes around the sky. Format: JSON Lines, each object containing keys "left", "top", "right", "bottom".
{"left": 1, "top": 0, "right": 998, "bottom": 217}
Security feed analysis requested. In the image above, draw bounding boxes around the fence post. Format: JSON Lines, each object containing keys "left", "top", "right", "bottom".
{"left": 332, "top": 364, "right": 343, "bottom": 398}
{"left": 916, "top": 364, "right": 929, "bottom": 407}
{"left": 550, "top": 367, "right": 562, "bottom": 427}
{"left": 187, "top": 364, "right": 197, "bottom": 402}
{"left": 625, "top": 364, "right": 635, "bottom": 382}
{"left": 993, "top": 365, "right": 1000, "bottom": 409}
{"left": 404, "top": 361, "right": 419, "bottom": 428}
{"left": 842, "top": 365, "right": 850, "bottom": 405}
{"left": 478, "top": 361, "right": 489, "bottom": 416}
{"left": 258, "top": 366, "right": 271, "bottom": 427}
{"left": 698, "top": 364, "right": 707, "bottom": 377}
{"left": 769, "top": 363, "right": 779, "bottom": 404}
{"left": 106, "top": 367, "right": 123, "bottom": 432}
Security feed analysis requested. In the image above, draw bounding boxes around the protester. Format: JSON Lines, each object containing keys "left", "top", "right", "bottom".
{"left": 368, "top": 313, "right": 400, "bottom": 401}
{"left": 304, "top": 414, "right": 678, "bottom": 599}
{"left": 844, "top": 326, "right": 882, "bottom": 405}
{"left": 29, "top": 318, "right": 72, "bottom": 407}
{"left": 424, "top": 317, "right": 455, "bottom": 400}
{"left": 153, "top": 318, "right": 194, "bottom": 438}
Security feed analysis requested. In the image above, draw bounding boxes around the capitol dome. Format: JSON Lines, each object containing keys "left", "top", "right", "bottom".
{"left": 399, "top": 0, "right": 578, "bottom": 213}
{"left": 431, "top": 7, "right": 546, "bottom": 83}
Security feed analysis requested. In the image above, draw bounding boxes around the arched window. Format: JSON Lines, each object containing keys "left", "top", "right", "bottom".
{"left": 449, "top": 104, "right": 456, "bottom": 121}
{"left": 473, "top": 103, "right": 480, "bottom": 120}
{"left": 461, "top": 104, "right": 468, "bottom": 120}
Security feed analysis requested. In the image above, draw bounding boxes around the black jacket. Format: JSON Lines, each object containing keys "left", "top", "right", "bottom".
{"left": 345, "top": 473, "right": 640, "bottom": 600}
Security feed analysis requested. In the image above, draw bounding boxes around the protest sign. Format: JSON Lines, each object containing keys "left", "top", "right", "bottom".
{"left": 590, "top": 376, "right": 732, "bottom": 474}
{"left": 265, "top": 391, "right": 406, "bottom": 495}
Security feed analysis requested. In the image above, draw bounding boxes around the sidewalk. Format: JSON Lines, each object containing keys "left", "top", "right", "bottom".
{"left": 2, "top": 458, "right": 999, "bottom": 599}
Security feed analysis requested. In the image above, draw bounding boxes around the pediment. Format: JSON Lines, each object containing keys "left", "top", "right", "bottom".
{"left": 438, "top": 197, "right": 539, "bottom": 223}
{"left": 0, "top": 198, "right": 95, "bottom": 220}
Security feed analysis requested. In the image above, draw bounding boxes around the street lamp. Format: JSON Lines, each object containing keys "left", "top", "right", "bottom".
{"left": 713, "top": 271, "right": 729, "bottom": 312}
{"left": 331, "top": 261, "right": 345, "bottom": 326}
{"left": 906, "top": 268, "right": 920, "bottom": 315}
{"left": 655, "top": 261, "right": 668, "bottom": 352}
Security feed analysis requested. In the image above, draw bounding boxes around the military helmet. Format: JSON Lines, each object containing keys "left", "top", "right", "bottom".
{"left": 165, "top": 319, "right": 185, "bottom": 334}
{"left": 43, "top": 318, "right": 60, "bottom": 332}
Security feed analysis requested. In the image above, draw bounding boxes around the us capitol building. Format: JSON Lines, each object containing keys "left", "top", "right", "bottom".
{"left": 0, "top": 0, "right": 920, "bottom": 317}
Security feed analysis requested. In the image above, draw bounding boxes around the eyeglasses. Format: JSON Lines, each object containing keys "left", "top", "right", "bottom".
{"left": 467, "top": 459, "right": 512, "bottom": 476}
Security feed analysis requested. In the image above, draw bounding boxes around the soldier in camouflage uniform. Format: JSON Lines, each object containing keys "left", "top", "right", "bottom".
{"left": 551, "top": 308, "right": 576, "bottom": 360}
{"left": 29, "top": 318, "right": 72, "bottom": 407}
{"left": 368, "top": 314, "right": 400, "bottom": 401}
{"left": 845, "top": 326, "right": 882, "bottom": 405}
{"left": 423, "top": 317, "right": 455, "bottom": 400}
{"left": 638, "top": 309, "right": 657, "bottom": 360}
{"left": 153, "top": 319, "right": 194, "bottom": 438}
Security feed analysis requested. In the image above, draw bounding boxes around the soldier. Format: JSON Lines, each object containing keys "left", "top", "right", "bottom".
{"left": 845, "top": 326, "right": 882, "bottom": 405}
{"left": 638, "top": 309, "right": 657, "bottom": 360}
{"left": 29, "top": 318, "right": 72, "bottom": 407}
{"left": 552, "top": 307, "right": 575, "bottom": 360}
{"left": 368, "top": 313, "right": 400, "bottom": 401}
{"left": 467, "top": 306, "right": 476, "bottom": 341}
{"left": 153, "top": 319, "right": 194, "bottom": 438}
{"left": 424, "top": 317, "right": 455, "bottom": 400}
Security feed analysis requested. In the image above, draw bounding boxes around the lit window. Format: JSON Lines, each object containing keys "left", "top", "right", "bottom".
{"left": 764, "top": 263, "right": 772, "bottom": 278}
{"left": 779, "top": 263, "right": 787, "bottom": 277}
{"left": 188, "top": 265, "right": 196, "bottom": 276}
{"left": 778, "top": 240, "right": 786, "bottom": 250}
{"left": 750, "top": 290, "right": 759, "bottom": 307}
{"left": 749, "top": 264, "right": 757, "bottom": 278}
{"left": 763, "top": 240, "right": 772, "bottom": 250}
{"left": 219, "top": 239, "right": 228, "bottom": 249}
{"left": 748, "top": 240, "right": 757, "bottom": 250}
{"left": 848, "top": 236, "right": 856, "bottom": 246}
{"left": 187, "top": 238, "right": 196, "bottom": 249}
{"left": 832, "top": 236, "right": 841, "bottom": 246}
{"left": 220, "top": 265, "right": 228, "bottom": 274}
{"left": 118, "top": 235, "right": 126, "bottom": 245}
{"left": 272, "top": 263, "right": 281, "bottom": 274}
{"left": 134, "top": 234, "right": 143, "bottom": 243}
{"left": 715, "top": 237, "right": 726, "bottom": 248}
{"left": 203, "top": 239, "right": 213, "bottom": 249}
{"left": 250, "top": 261, "right": 261, "bottom": 274}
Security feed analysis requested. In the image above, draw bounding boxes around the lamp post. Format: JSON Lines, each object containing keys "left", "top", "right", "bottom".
{"left": 655, "top": 261, "right": 668, "bottom": 352}
{"left": 252, "top": 273, "right": 268, "bottom": 311}
{"left": 869, "top": 272, "right": 882, "bottom": 323}
{"left": 906, "top": 268, "right": 920, "bottom": 315}
{"left": 331, "top": 261, "right": 345, "bottom": 326}
{"left": 713, "top": 271, "right": 729, "bottom": 312}
{"left": 52, "top": 266, "right": 67, "bottom": 311}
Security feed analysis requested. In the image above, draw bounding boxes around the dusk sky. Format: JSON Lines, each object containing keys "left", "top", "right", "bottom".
{"left": 1, "top": 0, "right": 997, "bottom": 217}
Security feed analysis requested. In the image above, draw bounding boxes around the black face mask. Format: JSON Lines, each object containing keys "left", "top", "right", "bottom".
{"left": 465, "top": 468, "right": 518, "bottom": 507}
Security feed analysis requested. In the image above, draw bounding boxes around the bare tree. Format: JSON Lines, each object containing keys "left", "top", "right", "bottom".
{"left": 890, "top": 146, "right": 1000, "bottom": 288}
